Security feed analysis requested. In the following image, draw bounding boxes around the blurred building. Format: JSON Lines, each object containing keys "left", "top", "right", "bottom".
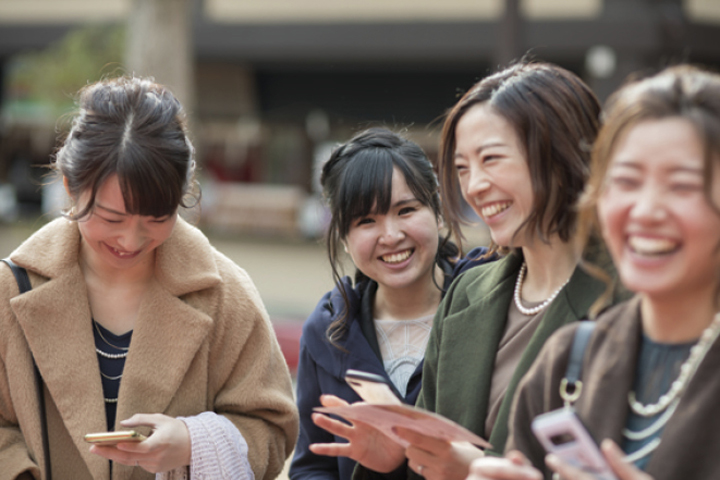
{"left": 0, "top": 0, "right": 719, "bottom": 234}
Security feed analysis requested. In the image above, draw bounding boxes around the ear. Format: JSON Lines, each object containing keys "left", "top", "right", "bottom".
{"left": 62, "top": 176, "right": 72, "bottom": 198}
{"left": 343, "top": 242, "right": 349, "bottom": 254}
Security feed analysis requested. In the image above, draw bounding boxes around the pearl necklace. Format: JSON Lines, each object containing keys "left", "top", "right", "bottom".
{"left": 513, "top": 262, "right": 572, "bottom": 316}
{"left": 628, "top": 312, "right": 720, "bottom": 417}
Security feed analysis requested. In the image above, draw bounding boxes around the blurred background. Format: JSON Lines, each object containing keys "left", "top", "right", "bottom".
{"left": 1, "top": 0, "right": 720, "bottom": 376}
{"left": 1, "top": 2, "right": 719, "bottom": 476}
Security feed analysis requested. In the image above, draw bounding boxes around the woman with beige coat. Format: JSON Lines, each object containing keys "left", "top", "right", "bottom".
{"left": 0, "top": 76, "right": 298, "bottom": 480}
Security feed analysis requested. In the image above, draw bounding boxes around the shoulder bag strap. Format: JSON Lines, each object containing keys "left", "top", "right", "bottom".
{"left": 1, "top": 258, "right": 52, "bottom": 480}
{"left": 559, "top": 320, "right": 596, "bottom": 407}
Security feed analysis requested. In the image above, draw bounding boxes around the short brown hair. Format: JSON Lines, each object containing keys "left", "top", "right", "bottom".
{"left": 438, "top": 62, "right": 601, "bottom": 253}
{"left": 54, "top": 76, "right": 197, "bottom": 219}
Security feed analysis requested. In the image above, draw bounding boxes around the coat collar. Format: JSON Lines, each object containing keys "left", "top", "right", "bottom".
{"left": 11, "top": 216, "right": 222, "bottom": 296}
{"left": 9, "top": 217, "right": 219, "bottom": 480}
{"left": 437, "top": 252, "right": 609, "bottom": 452}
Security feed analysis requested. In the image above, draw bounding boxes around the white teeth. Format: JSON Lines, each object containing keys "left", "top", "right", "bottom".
{"left": 628, "top": 236, "right": 678, "bottom": 255}
{"left": 382, "top": 249, "right": 412, "bottom": 264}
{"left": 112, "top": 247, "right": 134, "bottom": 257}
{"left": 481, "top": 202, "right": 511, "bottom": 218}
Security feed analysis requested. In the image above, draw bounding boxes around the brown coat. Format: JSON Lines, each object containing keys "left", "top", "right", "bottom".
{"left": 0, "top": 217, "right": 299, "bottom": 480}
{"left": 508, "top": 296, "right": 720, "bottom": 479}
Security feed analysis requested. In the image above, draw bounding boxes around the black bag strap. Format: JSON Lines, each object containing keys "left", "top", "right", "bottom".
{"left": 559, "top": 321, "right": 596, "bottom": 407}
{"left": 1, "top": 258, "right": 52, "bottom": 480}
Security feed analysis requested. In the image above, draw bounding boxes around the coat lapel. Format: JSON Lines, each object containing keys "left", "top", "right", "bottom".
{"left": 434, "top": 253, "right": 521, "bottom": 437}
{"left": 11, "top": 263, "right": 110, "bottom": 480}
{"left": 488, "top": 259, "right": 610, "bottom": 452}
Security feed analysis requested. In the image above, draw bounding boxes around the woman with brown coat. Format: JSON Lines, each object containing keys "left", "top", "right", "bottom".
{"left": 0, "top": 76, "right": 298, "bottom": 480}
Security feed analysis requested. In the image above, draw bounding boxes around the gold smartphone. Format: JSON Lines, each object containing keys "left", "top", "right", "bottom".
{"left": 84, "top": 430, "right": 147, "bottom": 445}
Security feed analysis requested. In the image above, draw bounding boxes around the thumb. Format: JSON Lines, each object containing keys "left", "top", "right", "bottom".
{"left": 120, "top": 413, "right": 161, "bottom": 429}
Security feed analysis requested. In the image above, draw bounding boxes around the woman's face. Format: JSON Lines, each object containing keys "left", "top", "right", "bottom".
{"left": 454, "top": 103, "right": 534, "bottom": 248}
{"left": 598, "top": 117, "right": 720, "bottom": 300}
{"left": 75, "top": 175, "right": 178, "bottom": 272}
{"left": 344, "top": 167, "right": 440, "bottom": 294}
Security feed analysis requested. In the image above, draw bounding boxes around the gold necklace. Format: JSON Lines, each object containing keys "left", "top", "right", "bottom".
{"left": 93, "top": 321, "right": 130, "bottom": 351}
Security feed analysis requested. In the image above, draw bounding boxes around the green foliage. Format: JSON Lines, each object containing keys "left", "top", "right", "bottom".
{"left": 5, "top": 24, "right": 126, "bottom": 120}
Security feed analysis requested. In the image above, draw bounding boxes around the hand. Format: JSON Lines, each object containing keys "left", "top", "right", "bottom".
{"left": 309, "top": 394, "right": 407, "bottom": 473}
{"left": 546, "top": 440, "right": 654, "bottom": 480}
{"left": 466, "top": 450, "right": 542, "bottom": 480}
{"left": 394, "top": 426, "right": 485, "bottom": 480}
{"left": 89, "top": 413, "right": 191, "bottom": 474}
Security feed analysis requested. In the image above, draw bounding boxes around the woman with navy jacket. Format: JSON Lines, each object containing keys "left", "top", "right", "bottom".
{"left": 289, "top": 128, "right": 491, "bottom": 480}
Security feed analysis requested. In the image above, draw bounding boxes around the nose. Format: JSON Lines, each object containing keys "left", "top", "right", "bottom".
{"left": 629, "top": 184, "right": 667, "bottom": 223}
{"left": 116, "top": 220, "right": 147, "bottom": 252}
{"left": 378, "top": 217, "right": 405, "bottom": 245}
{"left": 465, "top": 164, "right": 491, "bottom": 200}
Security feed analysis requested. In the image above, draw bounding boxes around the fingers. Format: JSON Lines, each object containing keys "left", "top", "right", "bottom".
{"left": 601, "top": 440, "right": 653, "bottom": 480}
{"left": 395, "top": 426, "right": 448, "bottom": 453}
{"left": 545, "top": 454, "right": 595, "bottom": 480}
{"left": 312, "top": 412, "right": 354, "bottom": 439}
{"left": 89, "top": 444, "right": 149, "bottom": 466}
{"left": 309, "top": 441, "right": 354, "bottom": 458}
{"left": 468, "top": 456, "right": 543, "bottom": 480}
{"left": 120, "top": 413, "right": 165, "bottom": 429}
{"left": 319, "top": 394, "right": 351, "bottom": 408}
{"left": 505, "top": 450, "right": 532, "bottom": 467}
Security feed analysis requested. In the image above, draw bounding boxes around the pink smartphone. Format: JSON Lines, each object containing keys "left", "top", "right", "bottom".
{"left": 531, "top": 409, "right": 617, "bottom": 480}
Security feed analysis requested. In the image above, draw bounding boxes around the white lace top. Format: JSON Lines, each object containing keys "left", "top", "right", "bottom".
{"left": 375, "top": 314, "right": 434, "bottom": 396}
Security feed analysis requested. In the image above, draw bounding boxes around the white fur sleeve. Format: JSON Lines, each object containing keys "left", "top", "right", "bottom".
{"left": 156, "top": 411, "right": 255, "bottom": 480}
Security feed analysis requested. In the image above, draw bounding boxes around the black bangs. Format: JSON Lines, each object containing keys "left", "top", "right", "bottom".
{"left": 116, "top": 141, "right": 185, "bottom": 217}
{"left": 336, "top": 148, "right": 395, "bottom": 236}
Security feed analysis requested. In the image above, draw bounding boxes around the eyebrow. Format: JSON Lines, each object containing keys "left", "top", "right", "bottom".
{"left": 95, "top": 204, "right": 128, "bottom": 216}
{"left": 393, "top": 198, "right": 419, "bottom": 208}
{"left": 612, "top": 160, "right": 703, "bottom": 175}
{"left": 454, "top": 141, "right": 507, "bottom": 158}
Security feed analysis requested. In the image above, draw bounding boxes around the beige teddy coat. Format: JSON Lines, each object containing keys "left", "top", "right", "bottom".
{"left": 0, "top": 217, "right": 299, "bottom": 480}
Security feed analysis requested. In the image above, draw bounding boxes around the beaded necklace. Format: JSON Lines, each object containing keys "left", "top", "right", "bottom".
{"left": 513, "top": 262, "right": 572, "bottom": 316}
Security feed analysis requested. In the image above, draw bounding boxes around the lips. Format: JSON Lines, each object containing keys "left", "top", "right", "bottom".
{"left": 628, "top": 235, "right": 679, "bottom": 256}
{"left": 481, "top": 201, "right": 512, "bottom": 219}
{"left": 381, "top": 248, "right": 413, "bottom": 264}
{"left": 105, "top": 243, "right": 142, "bottom": 259}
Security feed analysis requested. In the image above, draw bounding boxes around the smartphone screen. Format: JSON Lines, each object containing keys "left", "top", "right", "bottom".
{"left": 345, "top": 369, "right": 403, "bottom": 405}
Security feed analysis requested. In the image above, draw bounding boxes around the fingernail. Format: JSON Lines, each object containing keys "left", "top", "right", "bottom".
{"left": 545, "top": 454, "right": 559, "bottom": 468}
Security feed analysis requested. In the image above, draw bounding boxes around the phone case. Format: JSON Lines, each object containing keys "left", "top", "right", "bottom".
{"left": 84, "top": 430, "right": 147, "bottom": 445}
{"left": 531, "top": 409, "right": 617, "bottom": 480}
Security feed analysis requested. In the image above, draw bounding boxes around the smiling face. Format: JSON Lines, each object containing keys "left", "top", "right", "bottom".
{"left": 598, "top": 117, "right": 720, "bottom": 301}
{"left": 454, "top": 103, "right": 534, "bottom": 248}
{"left": 344, "top": 167, "right": 440, "bottom": 295}
{"left": 75, "top": 175, "right": 178, "bottom": 273}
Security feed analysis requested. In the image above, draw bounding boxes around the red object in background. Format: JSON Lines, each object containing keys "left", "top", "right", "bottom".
{"left": 272, "top": 318, "right": 304, "bottom": 375}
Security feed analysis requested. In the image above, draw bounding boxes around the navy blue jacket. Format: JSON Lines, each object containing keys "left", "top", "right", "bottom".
{"left": 290, "top": 247, "right": 492, "bottom": 480}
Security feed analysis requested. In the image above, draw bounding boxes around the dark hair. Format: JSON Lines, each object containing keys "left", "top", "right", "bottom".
{"left": 54, "top": 76, "right": 197, "bottom": 219}
{"left": 438, "top": 62, "right": 601, "bottom": 255}
{"left": 320, "top": 127, "right": 458, "bottom": 346}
